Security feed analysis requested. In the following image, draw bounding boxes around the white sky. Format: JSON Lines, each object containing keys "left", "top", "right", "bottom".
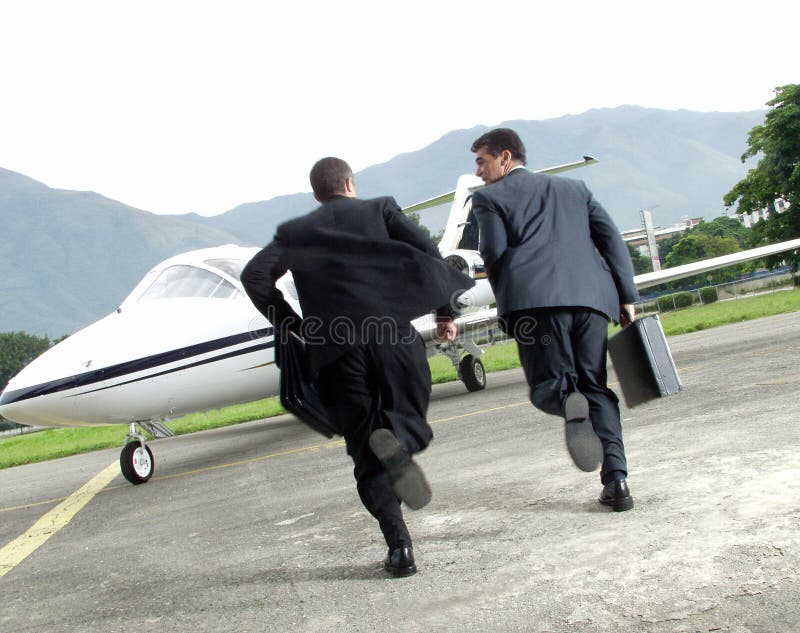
{"left": 0, "top": 0, "right": 796, "bottom": 216}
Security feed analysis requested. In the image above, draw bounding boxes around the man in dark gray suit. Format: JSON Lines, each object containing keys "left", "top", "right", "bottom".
{"left": 470, "top": 129, "right": 638, "bottom": 511}
{"left": 241, "top": 157, "right": 473, "bottom": 575}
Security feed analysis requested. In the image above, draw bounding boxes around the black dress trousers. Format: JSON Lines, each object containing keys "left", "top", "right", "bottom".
{"left": 314, "top": 327, "right": 433, "bottom": 548}
{"left": 512, "top": 307, "right": 627, "bottom": 484}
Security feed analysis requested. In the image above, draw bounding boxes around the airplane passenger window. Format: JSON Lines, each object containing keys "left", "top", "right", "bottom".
{"left": 139, "top": 265, "right": 240, "bottom": 301}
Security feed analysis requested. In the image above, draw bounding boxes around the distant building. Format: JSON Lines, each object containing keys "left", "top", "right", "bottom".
{"left": 737, "top": 198, "right": 791, "bottom": 228}
{"left": 621, "top": 216, "right": 704, "bottom": 258}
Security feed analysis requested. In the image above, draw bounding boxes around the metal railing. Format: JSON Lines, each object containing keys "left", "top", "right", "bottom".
{"left": 638, "top": 270, "right": 795, "bottom": 314}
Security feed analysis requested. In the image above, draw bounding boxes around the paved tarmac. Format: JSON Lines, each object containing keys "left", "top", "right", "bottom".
{"left": 1, "top": 312, "right": 799, "bottom": 633}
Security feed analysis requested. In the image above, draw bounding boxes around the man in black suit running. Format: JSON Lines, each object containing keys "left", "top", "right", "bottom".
{"left": 241, "top": 157, "right": 473, "bottom": 574}
{"left": 469, "top": 129, "right": 639, "bottom": 511}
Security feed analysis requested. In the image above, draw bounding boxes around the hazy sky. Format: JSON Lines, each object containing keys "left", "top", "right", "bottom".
{"left": 1, "top": 0, "right": 796, "bottom": 216}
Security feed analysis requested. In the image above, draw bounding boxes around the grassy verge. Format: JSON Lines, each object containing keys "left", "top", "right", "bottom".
{"left": 650, "top": 288, "right": 800, "bottom": 335}
{"left": 2, "top": 288, "right": 799, "bottom": 469}
{"left": 0, "top": 398, "right": 288, "bottom": 470}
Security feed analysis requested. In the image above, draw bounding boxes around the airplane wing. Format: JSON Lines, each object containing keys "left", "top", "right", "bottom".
{"left": 402, "top": 156, "right": 599, "bottom": 215}
{"left": 634, "top": 238, "right": 800, "bottom": 289}
{"left": 432, "top": 236, "right": 800, "bottom": 391}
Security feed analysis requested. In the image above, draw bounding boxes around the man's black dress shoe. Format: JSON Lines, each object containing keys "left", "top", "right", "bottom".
{"left": 383, "top": 546, "right": 417, "bottom": 577}
{"left": 598, "top": 478, "right": 634, "bottom": 512}
{"left": 564, "top": 392, "right": 603, "bottom": 472}
{"left": 369, "top": 429, "right": 431, "bottom": 510}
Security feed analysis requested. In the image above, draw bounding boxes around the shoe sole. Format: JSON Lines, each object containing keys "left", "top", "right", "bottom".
{"left": 384, "top": 563, "right": 418, "bottom": 577}
{"left": 369, "top": 429, "right": 432, "bottom": 511}
{"left": 598, "top": 496, "right": 634, "bottom": 512}
{"left": 564, "top": 393, "right": 603, "bottom": 472}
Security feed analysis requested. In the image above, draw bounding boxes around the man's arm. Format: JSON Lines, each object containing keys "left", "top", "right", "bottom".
{"left": 471, "top": 190, "right": 508, "bottom": 272}
{"left": 585, "top": 188, "right": 639, "bottom": 307}
{"left": 240, "top": 240, "right": 301, "bottom": 332}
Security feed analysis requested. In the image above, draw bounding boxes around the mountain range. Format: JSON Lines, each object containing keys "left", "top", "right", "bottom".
{"left": 0, "top": 105, "right": 764, "bottom": 337}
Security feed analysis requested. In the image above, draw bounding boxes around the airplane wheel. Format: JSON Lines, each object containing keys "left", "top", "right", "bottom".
{"left": 460, "top": 354, "right": 486, "bottom": 392}
{"left": 120, "top": 441, "right": 154, "bottom": 485}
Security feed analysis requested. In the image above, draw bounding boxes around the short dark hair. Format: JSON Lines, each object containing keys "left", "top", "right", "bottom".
{"left": 470, "top": 128, "right": 527, "bottom": 165}
{"left": 309, "top": 157, "right": 353, "bottom": 202}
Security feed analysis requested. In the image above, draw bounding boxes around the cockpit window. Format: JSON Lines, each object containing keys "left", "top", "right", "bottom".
{"left": 139, "top": 265, "right": 240, "bottom": 301}
{"left": 204, "top": 258, "right": 247, "bottom": 280}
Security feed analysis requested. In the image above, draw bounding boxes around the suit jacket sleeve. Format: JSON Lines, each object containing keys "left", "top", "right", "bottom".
{"left": 382, "top": 196, "right": 457, "bottom": 319}
{"left": 240, "top": 239, "right": 302, "bottom": 332}
{"left": 586, "top": 187, "right": 640, "bottom": 304}
{"left": 471, "top": 189, "right": 508, "bottom": 273}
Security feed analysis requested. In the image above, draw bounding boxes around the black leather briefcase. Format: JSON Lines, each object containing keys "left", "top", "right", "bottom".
{"left": 607, "top": 314, "right": 682, "bottom": 408}
{"left": 278, "top": 331, "right": 338, "bottom": 438}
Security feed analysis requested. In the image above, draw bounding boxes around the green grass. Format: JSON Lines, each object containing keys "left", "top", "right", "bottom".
{"left": 429, "top": 341, "right": 520, "bottom": 384}
{"left": 651, "top": 288, "right": 800, "bottom": 335}
{"left": 0, "top": 398, "right": 287, "bottom": 470}
{"left": 3, "top": 288, "right": 799, "bottom": 469}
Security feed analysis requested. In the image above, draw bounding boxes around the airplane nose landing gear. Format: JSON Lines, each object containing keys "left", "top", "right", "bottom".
{"left": 120, "top": 441, "right": 154, "bottom": 484}
{"left": 120, "top": 423, "right": 154, "bottom": 484}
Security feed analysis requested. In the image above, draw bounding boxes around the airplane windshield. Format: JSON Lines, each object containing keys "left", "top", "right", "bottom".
{"left": 139, "top": 265, "right": 240, "bottom": 301}
{"left": 204, "top": 258, "right": 247, "bottom": 280}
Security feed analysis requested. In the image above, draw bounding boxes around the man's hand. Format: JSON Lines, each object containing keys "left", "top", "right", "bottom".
{"left": 620, "top": 304, "right": 635, "bottom": 327}
{"left": 436, "top": 319, "right": 458, "bottom": 342}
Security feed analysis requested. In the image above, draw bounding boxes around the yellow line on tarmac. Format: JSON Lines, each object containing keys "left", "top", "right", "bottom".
{"left": 0, "top": 400, "right": 533, "bottom": 575}
{"left": 115, "top": 401, "right": 532, "bottom": 483}
{"left": 430, "top": 401, "right": 529, "bottom": 425}
{"left": 0, "top": 462, "right": 119, "bottom": 578}
{"left": 0, "top": 399, "right": 533, "bottom": 579}
{"left": 0, "top": 496, "right": 70, "bottom": 514}
{"left": 2, "top": 401, "right": 534, "bottom": 513}
{"left": 151, "top": 401, "right": 532, "bottom": 479}
{"left": 149, "top": 439, "right": 347, "bottom": 481}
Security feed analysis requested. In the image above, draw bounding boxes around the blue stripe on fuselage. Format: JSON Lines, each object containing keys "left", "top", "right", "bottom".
{"left": 0, "top": 329, "right": 274, "bottom": 405}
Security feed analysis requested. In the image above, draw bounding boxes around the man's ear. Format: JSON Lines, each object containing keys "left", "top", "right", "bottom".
{"left": 345, "top": 176, "right": 357, "bottom": 196}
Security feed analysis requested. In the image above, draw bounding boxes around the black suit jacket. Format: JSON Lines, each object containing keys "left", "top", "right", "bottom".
{"left": 241, "top": 195, "right": 474, "bottom": 372}
{"left": 471, "top": 169, "right": 638, "bottom": 322}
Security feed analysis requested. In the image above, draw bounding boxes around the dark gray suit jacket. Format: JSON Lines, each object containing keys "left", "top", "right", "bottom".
{"left": 471, "top": 168, "right": 638, "bottom": 322}
{"left": 241, "top": 195, "right": 474, "bottom": 372}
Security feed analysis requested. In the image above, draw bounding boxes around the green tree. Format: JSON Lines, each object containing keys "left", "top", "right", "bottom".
{"left": 665, "top": 233, "right": 741, "bottom": 267}
{"left": 749, "top": 203, "right": 800, "bottom": 263}
{"left": 657, "top": 233, "right": 683, "bottom": 265}
{"left": 0, "top": 332, "right": 51, "bottom": 392}
{"left": 663, "top": 233, "right": 742, "bottom": 287}
{"left": 747, "top": 203, "right": 800, "bottom": 270}
{"left": 627, "top": 242, "right": 653, "bottom": 275}
{"left": 657, "top": 217, "right": 754, "bottom": 290}
{"left": 724, "top": 84, "right": 800, "bottom": 268}
{"left": 690, "top": 216, "right": 751, "bottom": 248}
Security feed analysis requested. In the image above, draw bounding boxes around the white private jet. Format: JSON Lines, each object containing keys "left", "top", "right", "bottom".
{"left": 2, "top": 158, "right": 798, "bottom": 485}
